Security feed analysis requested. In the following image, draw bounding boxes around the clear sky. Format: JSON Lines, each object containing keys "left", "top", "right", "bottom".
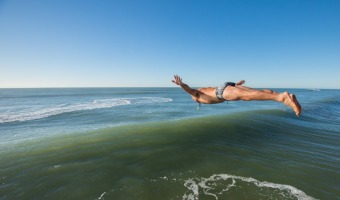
{"left": 0, "top": 0, "right": 339, "bottom": 88}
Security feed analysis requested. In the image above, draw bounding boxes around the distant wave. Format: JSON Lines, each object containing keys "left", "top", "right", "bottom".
{"left": 305, "top": 89, "right": 320, "bottom": 92}
{"left": 183, "top": 174, "right": 316, "bottom": 200}
{"left": 0, "top": 97, "right": 172, "bottom": 123}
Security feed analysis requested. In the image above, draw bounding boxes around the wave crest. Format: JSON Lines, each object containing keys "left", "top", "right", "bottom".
{"left": 0, "top": 97, "right": 172, "bottom": 123}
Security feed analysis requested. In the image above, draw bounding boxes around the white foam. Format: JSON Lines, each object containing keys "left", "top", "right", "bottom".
{"left": 97, "top": 192, "right": 107, "bottom": 200}
{"left": 182, "top": 174, "right": 317, "bottom": 200}
{"left": 183, "top": 179, "right": 199, "bottom": 200}
{"left": 0, "top": 97, "right": 172, "bottom": 123}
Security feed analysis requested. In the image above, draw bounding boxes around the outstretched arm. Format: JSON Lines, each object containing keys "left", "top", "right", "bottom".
{"left": 172, "top": 75, "right": 197, "bottom": 96}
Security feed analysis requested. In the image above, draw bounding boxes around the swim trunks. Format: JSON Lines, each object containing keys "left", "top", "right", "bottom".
{"left": 216, "top": 82, "right": 236, "bottom": 100}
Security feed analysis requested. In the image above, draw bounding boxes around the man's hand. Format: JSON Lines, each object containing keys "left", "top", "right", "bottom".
{"left": 172, "top": 75, "right": 196, "bottom": 96}
{"left": 172, "top": 75, "right": 183, "bottom": 86}
{"left": 236, "top": 80, "right": 245, "bottom": 86}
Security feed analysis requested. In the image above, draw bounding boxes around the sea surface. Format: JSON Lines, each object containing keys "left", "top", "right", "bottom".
{"left": 0, "top": 88, "right": 339, "bottom": 200}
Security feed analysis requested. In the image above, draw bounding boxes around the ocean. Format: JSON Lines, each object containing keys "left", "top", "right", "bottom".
{"left": 0, "top": 88, "right": 339, "bottom": 200}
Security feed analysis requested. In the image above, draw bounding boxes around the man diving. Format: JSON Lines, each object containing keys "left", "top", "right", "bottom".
{"left": 172, "top": 75, "right": 302, "bottom": 116}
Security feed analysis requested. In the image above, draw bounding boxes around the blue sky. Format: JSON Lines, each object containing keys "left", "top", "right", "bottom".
{"left": 0, "top": 0, "right": 339, "bottom": 88}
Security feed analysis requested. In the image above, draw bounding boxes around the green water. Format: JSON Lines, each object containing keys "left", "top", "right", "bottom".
{"left": 1, "top": 111, "right": 338, "bottom": 199}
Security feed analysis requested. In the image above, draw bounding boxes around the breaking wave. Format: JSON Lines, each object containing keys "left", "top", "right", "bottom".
{"left": 183, "top": 174, "right": 316, "bottom": 200}
{"left": 0, "top": 97, "right": 172, "bottom": 123}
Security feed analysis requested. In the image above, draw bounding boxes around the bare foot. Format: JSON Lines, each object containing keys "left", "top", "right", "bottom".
{"left": 290, "top": 94, "right": 302, "bottom": 116}
{"left": 282, "top": 92, "right": 301, "bottom": 116}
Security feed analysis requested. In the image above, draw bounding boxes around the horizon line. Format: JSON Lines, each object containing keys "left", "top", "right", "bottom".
{"left": 0, "top": 86, "right": 336, "bottom": 90}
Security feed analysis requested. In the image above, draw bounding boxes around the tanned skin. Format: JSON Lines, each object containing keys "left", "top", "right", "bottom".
{"left": 172, "top": 75, "right": 301, "bottom": 116}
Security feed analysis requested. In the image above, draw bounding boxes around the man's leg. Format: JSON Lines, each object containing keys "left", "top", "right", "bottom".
{"left": 235, "top": 80, "right": 277, "bottom": 94}
{"left": 223, "top": 86, "right": 301, "bottom": 116}
{"left": 236, "top": 85, "right": 279, "bottom": 95}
